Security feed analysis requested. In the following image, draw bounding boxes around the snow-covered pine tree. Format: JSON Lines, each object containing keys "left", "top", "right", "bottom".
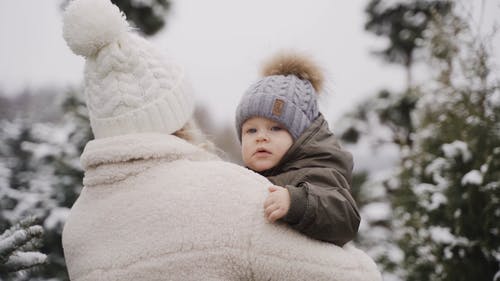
{"left": 340, "top": 3, "right": 454, "bottom": 278}
{"left": 338, "top": 89, "right": 414, "bottom": 281}
{"left": 0, "top": 218, "right": 47, "bottom": 278}
{"left": 0, "top": 88, "right": 92, "bottom": 281}
{"left": 364, "top": 0, "right": 451, "bottom": 87}
{"left": 394, "top": 7, "right": 500, "bottom": 280}
{"left": 338, "top": 1, "right": 500, "bottom": 280}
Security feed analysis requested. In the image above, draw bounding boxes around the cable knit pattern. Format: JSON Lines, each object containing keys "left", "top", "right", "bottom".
{"left": 63, "top": 0, "right": 194, "bottom": 139}
{"left": 63, "top": 133, "right": 382, "bottom": 281}
{"left": 235, "top": 74, "right": 319, "bottom": 140}
{"left": 84, "top": 35, "right": 184, "bottom": 118}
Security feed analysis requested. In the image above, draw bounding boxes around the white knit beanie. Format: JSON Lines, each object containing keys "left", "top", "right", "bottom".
{"left": 62, "top": 0, "right": 194, "bottom": 139}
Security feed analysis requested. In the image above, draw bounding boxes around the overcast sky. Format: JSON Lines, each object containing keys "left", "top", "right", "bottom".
{"left": 0, "top": 0, "right": 498, "bottom": 124}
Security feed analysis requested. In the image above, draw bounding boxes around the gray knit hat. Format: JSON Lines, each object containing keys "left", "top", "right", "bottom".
{"left": 236, "top": 52, "right": 324, "bottom": 141}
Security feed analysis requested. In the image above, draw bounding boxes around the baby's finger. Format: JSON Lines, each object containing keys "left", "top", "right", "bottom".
{"left": 264, "top": 204, "right": 280, "bottom": 219}
{"left": 268, "top": 208, "right": 284, "bottom": 222}
{"left": 268, "top": 186, "right": 278, "bottom": 192}
{"left": 263, "top": 195, "right": 275, "bottom": 209}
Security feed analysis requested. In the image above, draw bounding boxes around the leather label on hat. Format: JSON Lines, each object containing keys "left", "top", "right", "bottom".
{"left": 272, "top": 99, "right": 284, "bottom": 116}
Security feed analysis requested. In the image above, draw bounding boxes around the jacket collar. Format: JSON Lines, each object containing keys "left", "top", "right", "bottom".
{"left": 80, "top": 133, "right": 219, "bottom": 186}
{"left": 260, "top": 114, "right": 348, "bottom": 178}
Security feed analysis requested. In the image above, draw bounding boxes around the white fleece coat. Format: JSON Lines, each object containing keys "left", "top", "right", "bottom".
{"left": 62, "top": 133, "right": 382, "bottom": 281}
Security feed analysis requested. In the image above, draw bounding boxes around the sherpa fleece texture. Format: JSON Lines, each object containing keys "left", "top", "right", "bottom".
{"left": 62, "top": 133, "right": 382, "bottom": 281}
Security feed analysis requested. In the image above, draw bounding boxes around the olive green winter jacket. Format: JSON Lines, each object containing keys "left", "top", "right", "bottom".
{"left": 261, "top": 114, "right": 360, "bottom": 246}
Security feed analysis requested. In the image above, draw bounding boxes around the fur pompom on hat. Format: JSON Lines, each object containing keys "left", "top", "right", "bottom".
{"left": 63, "top": 0, "right": 194, "bottom": 139}
{"left": 236, "top": 51, "right": 323, "bottom": 141}
{"left": 261, "top": 52, "right": 324, "bottom": 92}
{"left": 63, "top": 0, "right": 128, "bottom": 57}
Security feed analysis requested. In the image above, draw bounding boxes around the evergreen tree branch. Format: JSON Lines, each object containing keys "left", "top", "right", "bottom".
{"left": 0, "top": 224, "right": 46, "bottom": 272}
{"left": 1, "top": 251, "right": 47, "bottom": 272}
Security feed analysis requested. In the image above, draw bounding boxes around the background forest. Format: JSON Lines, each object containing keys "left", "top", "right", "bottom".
{"left": 0, "top": 0, "right": 499, "bottom": 280}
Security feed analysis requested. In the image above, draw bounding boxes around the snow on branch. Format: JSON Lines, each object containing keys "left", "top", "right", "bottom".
{"left": 0, "top": 219, "right": 47, "bottom": 273}
{"left": 3, "top": 251, "right": 47, "bottom": 272}
{"left": 441, "top": 140, "right": 472, "bottom": 162}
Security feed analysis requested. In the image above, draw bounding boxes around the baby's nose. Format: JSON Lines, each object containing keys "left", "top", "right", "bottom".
{"left": 256, "top": 132, "right": 269, "bottom": 141}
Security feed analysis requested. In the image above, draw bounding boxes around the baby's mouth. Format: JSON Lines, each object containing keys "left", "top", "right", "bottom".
{"left": 254, "top": 148, "right": 272, "bottom": 156}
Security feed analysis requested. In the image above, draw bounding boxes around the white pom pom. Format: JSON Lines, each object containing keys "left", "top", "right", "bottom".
{"left": 63, "top": 0, "right": 129, "bottom": 57}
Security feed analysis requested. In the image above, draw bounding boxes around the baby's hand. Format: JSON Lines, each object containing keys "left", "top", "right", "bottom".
{"left": 263, "top": 185, "right": 291, "bottom": 223}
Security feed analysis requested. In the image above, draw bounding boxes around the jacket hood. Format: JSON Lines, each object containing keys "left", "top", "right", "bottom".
{"left": 261, "top": 114, "right": 353, "bottom": 182}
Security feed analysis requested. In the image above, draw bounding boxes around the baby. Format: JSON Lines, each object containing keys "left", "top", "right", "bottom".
{"left": 235, "top": 52, "right": 360, "bottom": 246}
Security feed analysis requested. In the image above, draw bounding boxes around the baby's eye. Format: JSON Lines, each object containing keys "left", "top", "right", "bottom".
{"left": 246, "top": 128, "right": 257, "bottom": 134}
{"left": 271, "top": 126, "right": 283, "bottom": 131}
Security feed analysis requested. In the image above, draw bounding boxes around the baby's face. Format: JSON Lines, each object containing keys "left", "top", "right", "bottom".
{"left": 241, "top": 117, "right": 293, "bottom": 172}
